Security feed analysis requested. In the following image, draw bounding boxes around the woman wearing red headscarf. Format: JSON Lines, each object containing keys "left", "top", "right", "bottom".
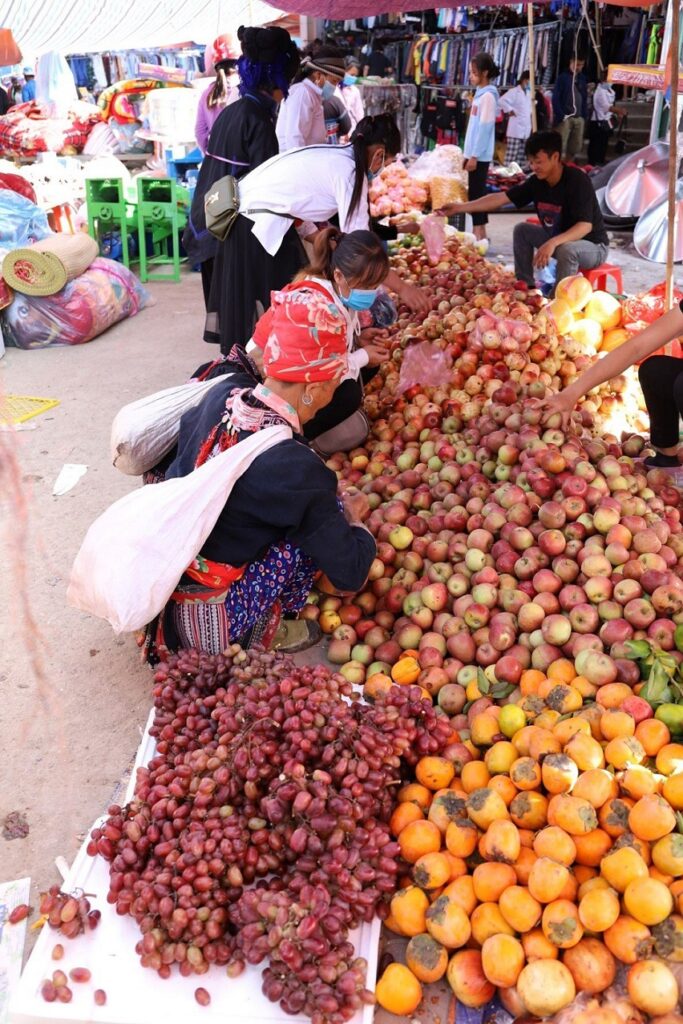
{"left": 146, "top": 286, "right": 376, "bottom": 658}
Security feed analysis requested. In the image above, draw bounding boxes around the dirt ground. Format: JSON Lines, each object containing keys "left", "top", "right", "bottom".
{"left": 0, "top": 214, "right": 669, "bottom": 929}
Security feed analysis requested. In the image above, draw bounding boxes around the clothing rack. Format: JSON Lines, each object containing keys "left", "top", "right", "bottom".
{"left": 66, "top": 47, "right": 205, "bottom": 93}
{"left": 404, "top": 23, "right": 560, "bottom": 90}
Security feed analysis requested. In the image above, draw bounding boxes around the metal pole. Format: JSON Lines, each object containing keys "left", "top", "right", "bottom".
{"left": 666, "top": 0, "right": 680, "bottom": 311}
{"left": 652, "top": 0, "right": 674, "bottom": 144}
{"left": 528, "top": 3, "right": 538, "bottom": 132}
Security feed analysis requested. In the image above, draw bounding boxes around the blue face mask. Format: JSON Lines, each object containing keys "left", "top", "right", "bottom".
{"left": 343, "top": 73, "right": 357, "bottom": 86}
{"left": 321, "top": 81, "right": 336, "bottom": 100}
{"left": 342, "top": 288, "right": 378, "bottom": 311}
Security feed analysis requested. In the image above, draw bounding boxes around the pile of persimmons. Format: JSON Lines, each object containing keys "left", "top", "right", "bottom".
{"left": 375, "top": 657, "right": 683, "bottom": 1021}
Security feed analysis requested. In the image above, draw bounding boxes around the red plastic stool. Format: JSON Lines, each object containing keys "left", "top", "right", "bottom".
{"left": 582, "top": 263, "right": 623, "bottom": 293}
{"left": 526, "top": 216, "right": 541, "bottom": 225}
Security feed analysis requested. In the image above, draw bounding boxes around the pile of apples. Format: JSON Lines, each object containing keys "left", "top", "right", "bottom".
{"left": 306, "top": 237, "right": 682, "bottom": 702}
{"left": 548, "top": 275, "right": 626, "bottom": 355}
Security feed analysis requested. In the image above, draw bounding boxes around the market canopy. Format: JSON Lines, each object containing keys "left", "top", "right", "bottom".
{"left": 263, "top": 0, "right": 658, "bottom": 13}
{"left": 0, "top": 0, "right": 286, "bottom": 56}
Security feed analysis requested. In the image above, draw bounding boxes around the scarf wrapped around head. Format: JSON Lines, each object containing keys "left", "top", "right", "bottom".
{"left": 260, "top": 287, "right": 348, "bottom": 383}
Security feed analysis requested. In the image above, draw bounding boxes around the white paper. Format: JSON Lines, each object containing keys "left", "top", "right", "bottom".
{"left": 0, "top": 877, "right": 30, "bottom": 1024}
{"left": 52, "top": 464, "right": 87, "bottom": 496}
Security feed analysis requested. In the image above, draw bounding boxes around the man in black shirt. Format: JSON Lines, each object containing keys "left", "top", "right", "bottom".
{"left": 439, "top": 130, "right": 609, "bottom": 293}
{"left": 364, "top": 42, "right": 392, "bottom": 78}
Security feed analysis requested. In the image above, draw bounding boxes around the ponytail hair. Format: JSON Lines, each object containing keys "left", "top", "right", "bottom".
{"left": 348, "top": 113, "right": 401, "bottom": 220}
{"left": 208, "top": 59, "right": 237, "bottom": 108}
{"left": 471, "top": 52, "right": 500, "bottom": 81}
{"left": 298, "top": 226, "right": 389, "bottom": 287}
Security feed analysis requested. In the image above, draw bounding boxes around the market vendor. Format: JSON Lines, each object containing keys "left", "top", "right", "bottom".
{"left": 438, "top": 130, "right": 609, "bottom": 293}
{"left": 249, "top": 227, "right": 392, "bottom": 454}
{"left": 183, "top": 24, "right": 300, "bottom": 309}
{"left": 276, "top": 50, "right": 346, "bottom": 151}
{"left": 147, "top": 288, "right": 376, "bottom": 658}
{"left": 541, "top": 306, "right": 683, "bottom": 470}
{"left": 337, "top": 56, "right": 365, "bottom": 134}
{"left": 205, "top": 113, "right": 430, "bottom": 353}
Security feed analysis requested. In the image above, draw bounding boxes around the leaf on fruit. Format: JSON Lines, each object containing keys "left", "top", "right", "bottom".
{"left": 490, "top": 683, "right": 514, "bottom": 699}
{"left": 624, "top": 640, "right": 652, "bottom": 661}
{"left": 676, "top": 811, "right": 683, "bottom": 836}
{"left": 477, "top": 668, "right": 490, "bottom": 695}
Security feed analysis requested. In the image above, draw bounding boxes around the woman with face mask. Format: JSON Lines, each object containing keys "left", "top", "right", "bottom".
{"left": 337, "top": 56, "right": 365, "bottom": 133}
{"left": 248, "top": 227, "right": 391, "bottom": 453}
{"left": 204, "top": 114, "right": 430, "bottom": 353}
{"left": 276, "top": 50, "right": 346, "bottom": 151}
{"left": 499, "top": 71, "right": 532, "bottom": 167}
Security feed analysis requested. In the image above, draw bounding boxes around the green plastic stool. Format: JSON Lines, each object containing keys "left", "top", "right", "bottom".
{"left": 136, "top": 177, "right": 189, "bottom": 283}
{"left": 85, "top": 178, "right": 138, "bottom": 269}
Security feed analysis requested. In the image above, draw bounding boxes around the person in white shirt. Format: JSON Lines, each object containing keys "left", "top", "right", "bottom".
{"left": 499, "top": 71, "right": 532, "bottom": 167}
{"left": 205, "top": 114, "right": 430, "bottom": 352}
{"left": 276, "top": 52, "right": 345, "bottom": 151}
{"left": 588, "top": 76, "right": 617, "bottom": 166}
{"left": 337, "top": 56, "right": 365, "bottom": 135}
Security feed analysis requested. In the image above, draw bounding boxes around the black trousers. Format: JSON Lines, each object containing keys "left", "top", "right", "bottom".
{"left": 587, "top": 121, "right": 611, "bottom": 166}
{"left": 200, "top": 258, "right": 214, "bottom": 307}
{"left": 468, "top": 161, "right": 490, "bottom": 226}
{"left": 638, "top": 355, "right": 683, "bottom": 448}
{"left": 303, "top": 366, "right": 379, "bottom": 441}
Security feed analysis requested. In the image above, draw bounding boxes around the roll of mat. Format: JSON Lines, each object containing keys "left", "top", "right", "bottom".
{"left": 2, "top": 233, "right": 99, "bottom": 296}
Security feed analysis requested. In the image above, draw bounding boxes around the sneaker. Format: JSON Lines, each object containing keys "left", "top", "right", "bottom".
{"left": 271, "top": 619, "right": 322, "bottom": 653}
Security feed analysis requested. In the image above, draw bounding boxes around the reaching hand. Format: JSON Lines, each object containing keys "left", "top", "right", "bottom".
{"left": 342, "top": 489, "right": 370, "bottom": 525}
{"left": 436, "top": 202, "right": 465, "bottom": 218}
{"left": 538, "top": 391, "right": 577, "bottom": 432}
{"left": 363, "top": 342, "right": 391, "bottom": 366}
{"left": 464, "top": 157, "right": 478, "bottom": 172}
{"left": 399, "top": 282, "right": 431, "bottom": 317}
{"left": 533, "top": 238, "right": 557, "bottom": 269}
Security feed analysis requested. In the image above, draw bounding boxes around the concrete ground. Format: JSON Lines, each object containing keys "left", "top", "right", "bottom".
{"left": 0, "top": 213, "right": 672, "bottom": 945}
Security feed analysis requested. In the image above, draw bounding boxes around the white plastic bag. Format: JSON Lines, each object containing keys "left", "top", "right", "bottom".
{"left": 111, "top": 375, "right": 232, "bottom": 475}
{"left": 68, "top": 425, "right": 291, "bottom": 633}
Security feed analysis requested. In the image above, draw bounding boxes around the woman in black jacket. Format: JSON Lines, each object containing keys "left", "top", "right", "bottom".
{"left": 183, "top": 25, "right": 300, "bottom": 308}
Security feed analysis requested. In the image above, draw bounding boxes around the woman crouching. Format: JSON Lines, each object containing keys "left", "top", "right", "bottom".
{"left": 147, "top": 288, "right": 376, "bottom": 658}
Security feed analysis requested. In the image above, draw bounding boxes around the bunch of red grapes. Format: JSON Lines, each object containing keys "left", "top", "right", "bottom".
{"left": 88, "top": 646, "right": 451, "bottom": 1023}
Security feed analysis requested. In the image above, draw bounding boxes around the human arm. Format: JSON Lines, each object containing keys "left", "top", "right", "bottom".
{"left": 276, "top": 90, "right": 314, "bottom": 151}
{"left": 533, "top": 221, "right": 593, "bottom": 268}
{"left": 541, "top": 306, "right": 683, "bottom": 424}
{"left": 437, "top": 191, "right": 509, "bottom": 218}
{"left": 385, "top": 268, "right": 431, "bottom": 316}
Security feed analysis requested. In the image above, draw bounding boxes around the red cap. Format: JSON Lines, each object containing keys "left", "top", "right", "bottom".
{"left": 211, "top": 34, "right": 239, "bottom": 67}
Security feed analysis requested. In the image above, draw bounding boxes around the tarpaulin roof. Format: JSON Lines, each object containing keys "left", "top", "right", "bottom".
{"left": 262, "top": 0, "right": 658, "bottom": 13}
{"left": 0, "top": 0, "right": 286, "bottom": 56}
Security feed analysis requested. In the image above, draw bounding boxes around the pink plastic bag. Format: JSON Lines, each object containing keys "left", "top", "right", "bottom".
{"left": 470, "top": 310, "right": 533, "bottom": 354}
{"left": 421, "top": 213, "right": 446, "bottom": 264}
{"left": 397, "top": 341, "right": 452, "bottom": 394}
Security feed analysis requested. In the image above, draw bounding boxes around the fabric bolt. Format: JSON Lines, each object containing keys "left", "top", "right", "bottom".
{"left": 276, "top": 78, "right": 326, "bottom": 151}
{"left": 638, "top": 355, "right": 683, "bottom": 449}
{"left": 463, "top": 84, "right": 498, "bottom": 162}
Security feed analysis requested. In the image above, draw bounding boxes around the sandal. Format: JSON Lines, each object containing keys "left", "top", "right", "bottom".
{"left": 271, "top": 619, "right": 322, "bottom": 653}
